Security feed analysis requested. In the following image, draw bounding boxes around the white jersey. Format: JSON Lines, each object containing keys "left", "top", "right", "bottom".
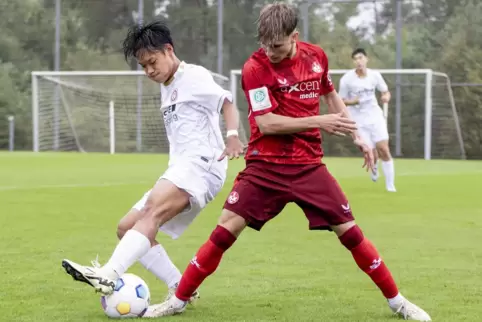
{"left": 338, "top": 69, "right": 388, "bottom": 125}
{"left": 160, "top": 61, "right": 231, "bottom": 178}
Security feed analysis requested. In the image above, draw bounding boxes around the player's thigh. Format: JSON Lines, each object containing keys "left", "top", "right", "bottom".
{"left": 373, "top": 121, "right": 391, "bottom": 159}
{"left": 223, "top": 164, "right": 290, "bottom": 232}
{"left": 358, "top": 125, "right": 376, "bottom": 149}
{"left": 143, "top": 179, "right": 191, "bottom": 222}
{"left": 293, "top": 164, "right": 355, "bottom": 230}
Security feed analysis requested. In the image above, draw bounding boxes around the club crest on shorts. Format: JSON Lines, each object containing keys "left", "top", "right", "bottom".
{"left": 171, "top": 89, "right": 178, "bottom": 101}
{"left": 227, "top": 191, "right": 239, "bottom": 204}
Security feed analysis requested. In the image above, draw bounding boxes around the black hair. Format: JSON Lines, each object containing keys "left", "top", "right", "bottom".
{"left": 351, "top": 48, "right": 367, "bottom": 58}
{"left": 122, "top": 20, "right": 174, "bottom": 61}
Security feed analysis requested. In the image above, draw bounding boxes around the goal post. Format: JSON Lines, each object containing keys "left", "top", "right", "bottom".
{"left": 229, "top": 68, "right": 466, "bottom": 160}
{"left": 31, "top": 70, "right": 248, "bottom": 154}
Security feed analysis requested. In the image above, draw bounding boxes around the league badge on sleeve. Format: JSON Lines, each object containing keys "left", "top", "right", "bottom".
{"left": 248, "top": 86, "right": 272, "bottom": 112}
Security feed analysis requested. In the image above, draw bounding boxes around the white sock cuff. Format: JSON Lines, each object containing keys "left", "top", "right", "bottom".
{"left": 125, "top": 229, "right": 151, "bottom": 249}
{"left": 140, "top": 244, "right": 163, "bottom": 269}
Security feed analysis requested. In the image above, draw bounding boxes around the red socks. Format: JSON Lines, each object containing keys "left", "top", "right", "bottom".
{"left": 175, "top": 224, "right": 397, "bottom": 301}
{"left": 175, "top": 225, "right": 236, "bottom": 301}
{"left": 339, "top": 225, "right": 399, "bottom": 299}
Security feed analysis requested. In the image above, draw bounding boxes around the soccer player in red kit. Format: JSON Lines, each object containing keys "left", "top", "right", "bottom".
{"left": 145, "top": 3, "right": 431, "bottom": 321}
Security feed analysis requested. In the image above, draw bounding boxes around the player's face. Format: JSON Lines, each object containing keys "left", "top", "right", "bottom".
{"left": 353, "top": 53, "right": 368, "bottom": 70}
{"left": 261, "top": 32, "right": 298, "bottom": 63}
{"left": 137, "top": 46, "right": 176, "bottom": 84}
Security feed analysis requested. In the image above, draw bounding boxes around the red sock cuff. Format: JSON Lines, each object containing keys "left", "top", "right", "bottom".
{"left": 209, "top": 225, "right": 236, "bottom": 251}
{"left": 339, "top": 225, "right": 364, "bottom": 250}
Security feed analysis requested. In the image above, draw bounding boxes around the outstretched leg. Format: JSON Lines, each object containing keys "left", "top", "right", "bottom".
{"left": 376, "top": 140, "right": 396, "bottom": 192}
{"left": 333, "top": 222, "right": 431, "bottom": 321}
{"left": 117, "top": 209, "right": 182, "bottom": 291}
{"left": 145, "top": 210, "right": 247, "bottom": 317}
{"left": 62, "top": 179, "right": 191, "bottom": 295}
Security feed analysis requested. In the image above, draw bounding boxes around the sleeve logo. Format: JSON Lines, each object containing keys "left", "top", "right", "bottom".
{"left": 248, "top": 86, "right": 272, "bottom": 111}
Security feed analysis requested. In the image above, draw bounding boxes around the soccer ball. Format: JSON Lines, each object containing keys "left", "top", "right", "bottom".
{"left": 100, "top": 273, "right": 150, "bottom": 318}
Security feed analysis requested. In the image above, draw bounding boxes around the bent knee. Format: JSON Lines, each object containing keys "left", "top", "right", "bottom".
{"left": 139, "top": 199, "right": 186, "bottom": 226}
{"left": 218, "top": 209, "right": 247, "bottom": 237}
{"left": 331, "top": 220, "right": 357, "bottom": 237}
{"left": 117, "top": 218, "right": 132, "bottom": 239}
{"left": 376, "top": 144, "right": 391, "bottom": 160}
{"left": 117, "top": 209, "right": 143, "bottom": 239}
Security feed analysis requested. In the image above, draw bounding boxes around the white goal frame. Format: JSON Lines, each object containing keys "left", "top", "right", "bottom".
{"left": 230, "top": 68, "right": 466, "bottom": 160}
{"left": 31, "top": 70, "right": 230, "bottom": 154}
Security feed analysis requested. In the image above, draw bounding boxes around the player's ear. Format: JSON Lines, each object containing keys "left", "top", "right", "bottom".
{"left": 163, "top": 44, "right": 175, "bottom": 55}
{"left": 292, "top": 31, "right": 299, "bottom": 43}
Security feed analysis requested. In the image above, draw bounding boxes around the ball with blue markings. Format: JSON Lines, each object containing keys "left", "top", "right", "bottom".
{"left": 100, "top": 273, "right": 150, "bottom": 318}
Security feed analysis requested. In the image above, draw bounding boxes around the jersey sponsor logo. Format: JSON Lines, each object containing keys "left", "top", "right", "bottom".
{"left": 248, "top": 86, "right": 272, "bottom": 111}
{"left": 280, "top": 80, "right": 320, "bottom": 100}
{"left": 163, "top": 104, "right": 178, "bottom": 125}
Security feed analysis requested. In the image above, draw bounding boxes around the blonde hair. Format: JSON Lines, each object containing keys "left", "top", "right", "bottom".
{"left": 257, "top": 2, "right": 298, "bottom": 45}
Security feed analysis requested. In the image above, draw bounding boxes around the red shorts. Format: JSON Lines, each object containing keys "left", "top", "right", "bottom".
{"left": 223, "top": 161, "right": 354, "bottom": 231}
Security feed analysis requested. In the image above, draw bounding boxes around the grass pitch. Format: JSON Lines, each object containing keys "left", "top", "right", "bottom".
{"left": 0, "top": 152, "right": 481, "bottom": 321}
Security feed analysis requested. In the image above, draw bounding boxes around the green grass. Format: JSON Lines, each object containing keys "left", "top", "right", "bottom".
{"left": 1, "top": 152, "right": 481, "bottom": 321}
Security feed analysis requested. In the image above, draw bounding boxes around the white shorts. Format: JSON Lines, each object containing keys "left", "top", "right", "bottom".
{"left": 132, "top": 158, "right": 226, "bottom": 239}
{"left": 357, "top": 116, "right": 389, "bottom": 149}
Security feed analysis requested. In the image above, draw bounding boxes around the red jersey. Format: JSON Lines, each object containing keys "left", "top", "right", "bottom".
{"left": 241, "top": 41, "right": 335, "bottom": 165}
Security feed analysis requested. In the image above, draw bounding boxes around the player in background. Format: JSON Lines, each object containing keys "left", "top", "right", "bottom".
{"left": 146, "top": 3, "right": 430, "bottom": 321}
{"left": 61, "top": 21, "right": 244, "bottom": 307}
{"left": 339, "top": 48, "right": 396, "bottom": 192}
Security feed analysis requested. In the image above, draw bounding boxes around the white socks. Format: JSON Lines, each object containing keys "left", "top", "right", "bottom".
{"left": 388, "top": 292, "right": 405, "bottom": 309}
{"left": 101, "top": 229, "right": 151, "bottom": 279}
{"left": 382, "top": 160, "right": 396, "bottom": 192}
{"left": 139, "top": 244, "right": 182, "bottom": 289}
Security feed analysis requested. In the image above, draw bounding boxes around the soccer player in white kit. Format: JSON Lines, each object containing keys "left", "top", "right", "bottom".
{"left": 339, "top": 48, "right": 396, "bottom": 192}
{"left": 61, "top": 21, "right": 244, "bottom": 306}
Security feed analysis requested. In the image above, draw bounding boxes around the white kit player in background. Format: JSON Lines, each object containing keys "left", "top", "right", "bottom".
{"left": 61, "top": 20, "right": 244, "bottom": 309}
{"left": 339, "top": 48, "right": 396, "bottom": 192}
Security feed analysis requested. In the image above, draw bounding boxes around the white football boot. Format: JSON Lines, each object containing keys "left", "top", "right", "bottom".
{"left": 371, "top": 163, "right": 379, "bottom": 182}
{"left": 62, "top": 258, "right": 117, "bottom": 295}
{"left": 386, "top": 184, "right": 397, "bottom": 192}
{"left": 163, "top": 282, "right": 200, "bottom": 303}
{"left": 143, "top": 283, "right": 199, "bottom": 318}
{"left": 143, "top": 295, "right": 187, "bottom": 318}
{"left": 389, "top": 296, "right": 431, "bottom": 321}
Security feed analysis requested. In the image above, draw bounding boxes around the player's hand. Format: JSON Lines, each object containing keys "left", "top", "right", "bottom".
{"left": 353, "top": 137, "right": 374, "bottom": 172}
{"left": 318, "top": 113, "right": 357, "bottom": 137}
{"left": 381, "top": 95, "right": 390, "bottom": 104}
{"left": 218, "top": 135, "right": 245, "bottom": 161}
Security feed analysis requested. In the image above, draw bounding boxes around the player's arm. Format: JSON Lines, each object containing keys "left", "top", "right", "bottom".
{"left": 221, "top": 98, "right": 239, "bottom": 135}
{"left": 324, "top": 90, "right": 364, "bottom": 140}
{"left": 243, "top": 65, "right": 324, "bottom": 135}
{"left": 338, "top": 77, "right": 359, "bottom": 106}
{"left": 218, "top": 98, "right": 244, "bottom": 160}
{"left": 255, "top": 112, "right": 325, "bottom": 135}
{"left": 376, "top": 72, "right": 391, "bottom": 103}
{"left": 190, "top": 67, "right": 244, "bottom": 160}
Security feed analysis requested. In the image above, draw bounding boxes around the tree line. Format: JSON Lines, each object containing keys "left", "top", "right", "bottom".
{"left": 0, "top": 0, "right": 480, "bottom": 159}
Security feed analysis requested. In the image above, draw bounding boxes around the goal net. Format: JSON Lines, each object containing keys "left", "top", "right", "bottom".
{"left": 229, "top": 69, "right": 466, "bottom": 160}
{"left": 32, "top": 71, "right": 249, "bottom": 153}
